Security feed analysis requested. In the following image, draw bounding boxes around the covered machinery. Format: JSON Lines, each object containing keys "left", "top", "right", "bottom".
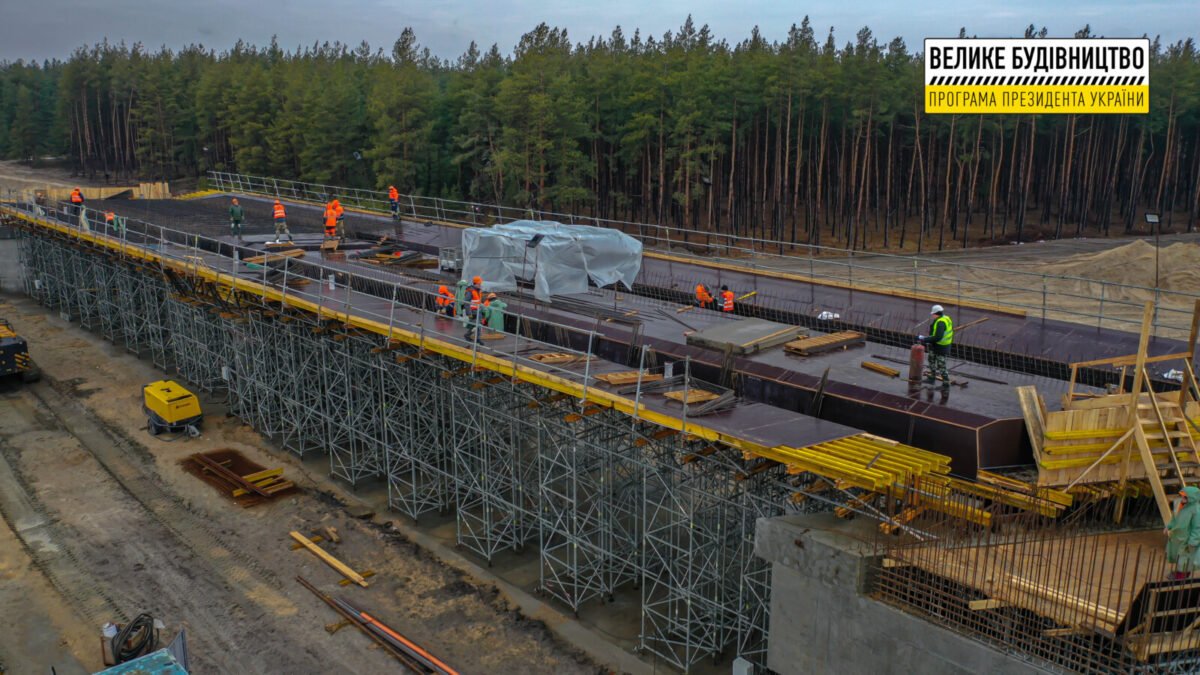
{"left": 0, "top": 318, "right": 39, "bottom": 383}
{"left": 460, "top": 221, "right": 642, "bottom": 300}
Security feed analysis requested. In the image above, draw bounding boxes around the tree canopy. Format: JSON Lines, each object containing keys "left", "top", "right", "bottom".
{"left": 1, "top": 20, "right": 1198, "bottom": 250}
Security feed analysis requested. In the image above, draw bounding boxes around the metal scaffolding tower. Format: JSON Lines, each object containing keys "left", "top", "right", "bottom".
{"left": 11, "top": 214, "right": 870, "bottom": 673}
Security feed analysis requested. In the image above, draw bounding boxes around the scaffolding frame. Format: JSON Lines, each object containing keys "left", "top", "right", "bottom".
{"left": 9, "top": 202, "right": 906, "bottom": 673}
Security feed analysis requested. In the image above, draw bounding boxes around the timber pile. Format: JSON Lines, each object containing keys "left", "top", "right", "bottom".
{"left": 244, "top": 248, "right": 305, "bottom": 265}
{"left": 530, "top": 352, "right": 593, "bottom": 365}
{"left": 180, "top": 448, "right": 295, "bottom": 506}
{"left": 784, "top": 330, "right": 866, "bottom": 356}
{"left": 1016, "top": 301, "right": 1200, "bottom": 525}
{"left": 663, "top": 388, "right": 720, "bottom": 404}
{"left": 593, "top": 371, "right": 664, "bottom": 386}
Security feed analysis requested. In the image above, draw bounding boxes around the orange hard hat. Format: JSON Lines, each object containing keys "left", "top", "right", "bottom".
{"left": 438, "top": 284, "right": 448, "bottom": 292}
{"left": 472, "top": 276, "right": 482, "bottom": 285}
{"left": 232, "top": 198, "right": 238, "bottom": 203}
{"left": 388, "top": 185, "right": 395, "bottom": 189}
{"left": 274, "top": 199, "right": 280, "bottom": 204}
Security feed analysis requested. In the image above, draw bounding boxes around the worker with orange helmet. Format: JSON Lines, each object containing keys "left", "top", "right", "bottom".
{"left": 463, "top": 275, "right": 483, "bottom": 341}
{"left": 323, "top": 202, "right": 338, "bottom": 240}
{"left": 68, "top": 186, "right": 84, "bottom": 219}
{"left": 695, "top": 283, "right": 714, "bottom": 309}
{"left": 436, "top": 284, "right": 456, "bottom": 316}
{"left": 387, "top": 185, "right": 400, "bottom": 220}
{"left": 271, "top": 200, "right": 292, "bottom": 243}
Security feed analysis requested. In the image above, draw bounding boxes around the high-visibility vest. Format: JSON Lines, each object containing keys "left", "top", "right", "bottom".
{"left": 721, "top": 290, "right": 734, "bottom": 311}
{"left": 388, "top": 188, "right": 399, "bottom": 201}
{"left": 933, "top": 315, "right": 954, "bottom": 346}
{"left": 323, "top": 207, "right": 338, "bottom": 234}
{"left": 436, "top": 286, "right": 453, "bottom": 307}
{"left": 70, "top": 190, "right": 83, "bottom": 203}
{"left": 333, "top": 202, "right": 344, "bottom": 218}
{"left": 104, "top": 211, "right": 114, "bottom": 222}
{"left": 466, "top": 287, "right": 481, "bottom": 311}
{"left": 273, "top": 203, "right": 286, "bottom": 219}
{"left": 696, "top": 284, "right": 712, "bottom": 303}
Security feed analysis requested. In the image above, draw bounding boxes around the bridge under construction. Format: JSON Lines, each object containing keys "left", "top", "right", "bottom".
{"left": 6, "top": 175, "right": 1200, "bottom": 673}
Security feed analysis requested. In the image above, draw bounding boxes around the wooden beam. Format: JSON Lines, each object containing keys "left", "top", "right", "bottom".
{"left": 1116, "top": 301, "right": 1156, "bottom": 522}
{"left": 968, "top": 598, "right": 1009, "bottom": 611}
{"left": 289, "top": 530, "right": 368, "bottom": 587}
{"left": 1007, "top": 574, "right": 1120, "bottom": 626}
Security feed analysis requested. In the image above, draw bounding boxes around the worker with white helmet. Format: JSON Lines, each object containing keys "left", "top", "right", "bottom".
{"left": 918, "top": 304, "right": 953, "bottom": 391}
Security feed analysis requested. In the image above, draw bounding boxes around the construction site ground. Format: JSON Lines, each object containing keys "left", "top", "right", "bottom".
{"left": 0, "top": 292, "right": 618, "bottom": 674}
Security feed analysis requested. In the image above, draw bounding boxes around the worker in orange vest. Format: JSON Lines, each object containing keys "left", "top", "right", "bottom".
{"left": 69, "top": 187, "right": 84, "bottom": 218}
{"left": 271, "top": 200, "right": 292, "bottom": 243}
{"left": 695, "top": 283, "right": 713, "bottom": 309}
{"left": 387, "top": 186, "right": 400, "bottom": 220}
{"left": 463, "top": 276, "right": 483, "bottom": 341}
{"left": 720, "top": 285, "right": 734, "bottom": 312}
{"left": 331, "top": 199, "right": 345, "bottom": 237}
{"left": 436, "top": 284, "right": 456, "bottom": 316}
{"left": 323, "top": 204, "right": 338, "bottom": 240}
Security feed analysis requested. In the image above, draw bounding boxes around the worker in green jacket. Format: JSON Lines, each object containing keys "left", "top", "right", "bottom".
{"left": 1167, "top": 486, "right": 1200, "bottom": 580}
{"left": 229, "top": 198, "right": 244, "bottom": 239}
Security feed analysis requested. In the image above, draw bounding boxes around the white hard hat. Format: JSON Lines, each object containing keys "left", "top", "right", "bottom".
{"left": 931, "top": 304, "right": 944, "bottom": 314}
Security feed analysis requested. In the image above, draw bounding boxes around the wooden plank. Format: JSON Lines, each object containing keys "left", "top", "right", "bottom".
{"left": 1006, "top": 574, "right": 1120, "bottom": 625}
{"left": 289, "top": 531, "right": 368, "bottom": 587}
{"left": 740, "top": 326, "right": 804, "bottom": 349}
{"left": 1134, "top": 426, "right": 1175, "bottom": 525}
{"left": 663, "top": 388, "right": 720, "bottom": 404}
{"left": 243, "top": 248, "right": 305, "bottom": 265}
{"left": 324, "top": 526, "right": 341, "bottom": 544}
{"left": 784, "top": 331, "right": 865, "bottom": 356}
{"left": 861, "top": 361, "right": 900, "bottom": 378}
{"left": 1016, "top": 386, "right": 1046, "bottom": 462}
{"left": 969, "top": 598, "right": 1009, "bottom": 611}
{"left": 593, "top": 371, "right": 664, "bottom": 386}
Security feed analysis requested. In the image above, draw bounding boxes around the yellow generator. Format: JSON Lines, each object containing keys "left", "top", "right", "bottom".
{"left": 143, "top": 380, "right": 202, "bottom": 437}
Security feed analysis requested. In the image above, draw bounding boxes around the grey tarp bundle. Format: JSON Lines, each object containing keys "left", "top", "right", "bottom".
{"left": 460, "top": 220, "right": 642, "bottom": 301}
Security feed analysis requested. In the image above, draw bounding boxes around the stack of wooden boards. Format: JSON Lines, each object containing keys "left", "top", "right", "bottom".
{"left": 784, "top": 330, "right": 866, "bottom": 356}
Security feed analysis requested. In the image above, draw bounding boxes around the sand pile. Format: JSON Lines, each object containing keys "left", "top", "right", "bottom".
{"left": 1044, "top": 240, "right": 1200, "bottom": 291}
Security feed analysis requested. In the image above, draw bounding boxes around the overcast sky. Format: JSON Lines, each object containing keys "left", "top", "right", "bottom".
{"left": 0, "top": 0, "right": 1194, "bottom": 63}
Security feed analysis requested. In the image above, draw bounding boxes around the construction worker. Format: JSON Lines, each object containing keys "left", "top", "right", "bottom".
{"left": 69, "top": 186, "right": 84, "bottom": 217}
{"left": 463, "top": 276, "right": 483, "bottom": 341}
{"left": 229, "top": 198, "right": 244, "bottom": 238}
{"left": 103, "top": 210, "right": 117, "bottom": 233}
{"left": 387, "top": 186, "right": 400, "bottom": 220}
{"left": 272, "top": 200, "right": 292, "bottom": 243}
{"left": 695, "top": 283, "right": 714, "bottom": 309}
{"left": 323, "top": 203, "right": 338, "bottom": 240}
{"left": 436, "top": 284, "right": 455, "bottom": 316}
{"left": 919, "top": 304, "right": 954, "bottom": 391}
{"left": 332, "top": 199, "right": 345, "bottom": 237}
{"left": 720, "top": 285, "right": 735, "bottom": 312}
{"left": 1167, "top": 486, "right": 1200, "bottom": 580}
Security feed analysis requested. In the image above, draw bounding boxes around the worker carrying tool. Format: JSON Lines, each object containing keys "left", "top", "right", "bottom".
{"left": 695, "top": 283, "right": 714, "bottom": 309}
{"left": 323, "top": 203, "right": 338, "bottom": 240}
{"left": 918, "top": 304, "right": 953, "bottom": 392}
{"left": 229, "top": 198, "right": 244, "bottom": 238}
{"left": 388, "top": 185, "right": 400, "bottom": 220}
{"left": 720, "top": 285, "right": 735, "bottom": 312}
{"left": 1166, "top": 486, "right": 1200, "bottom": 580}
{"left": 272, "top": 200, "right": 292, "bottom": 243}
{"left": 463, "top": 276, "right": 483, "bottom": 341}
{"left": 436, "top": 285, "right": 455, "bottom": 316}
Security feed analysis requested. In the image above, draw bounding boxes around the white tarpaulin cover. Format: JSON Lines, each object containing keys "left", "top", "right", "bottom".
{"left": 461, "top": 221, "right": 642, "bottom": 300}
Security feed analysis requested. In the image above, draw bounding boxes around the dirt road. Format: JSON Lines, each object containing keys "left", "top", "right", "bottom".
{"left": 0, "top": 294, "right": 599, "bottom": 674}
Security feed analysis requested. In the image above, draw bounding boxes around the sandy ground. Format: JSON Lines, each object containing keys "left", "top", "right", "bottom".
{"left": 0, "top": 294, "right": 600, "bottom": 674}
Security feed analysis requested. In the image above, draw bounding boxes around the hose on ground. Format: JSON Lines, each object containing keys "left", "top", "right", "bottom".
{"left": 112, "top": 613, "right": 157, "bottom": 664}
